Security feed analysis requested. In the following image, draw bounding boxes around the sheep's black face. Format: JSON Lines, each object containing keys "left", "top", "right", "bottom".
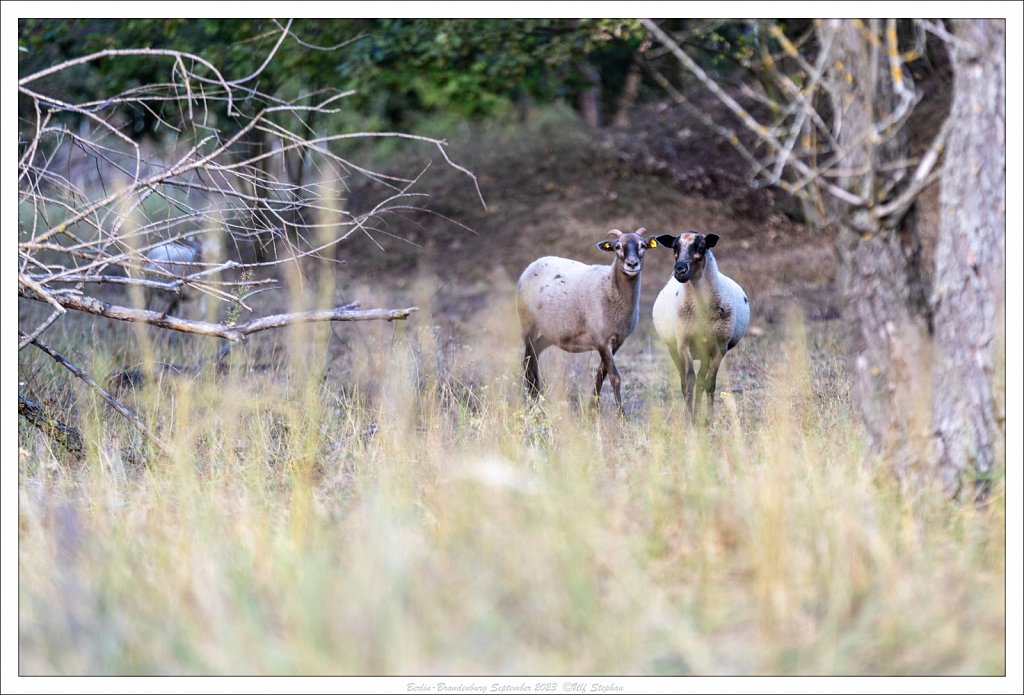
{"left": 655, "top": 231, "right": 719, "bottom": 284}
{"left": 597, "top": 228, "right": 657, "bottom": 278}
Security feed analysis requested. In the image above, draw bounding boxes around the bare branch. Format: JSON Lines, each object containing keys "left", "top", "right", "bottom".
{"left": 18, "top": 35, "right": 473, "bottom": 355}
{"left": 20, "top": 285, "right": 418, "bottom": 342}
{"left": 19, "top": 275, "right": 68, "bottom": 315}
{"left": 29, "top": 273, "right": 190, "bottom": 292}
{"left": 19, "top": 309, "right": 65, "bottom": 351}
{"left": 639, "top": 60, "right": 766, "bottom": 179}
{"left": 270, "top": 19, "right": 369, "bottom": 52}
{"left": 643, "top": 17, "right": 951, "bottom": 225}
{"left": 19, "top": 47, "right": 237, "bottom": 115}
{"left": 873, "top": 117, "right": 951, "bottom": 220}
{"left": 26, "top": 336, "right": 174, "bottom": 459}
{"left": 226, "top": 19, "right": 292, "bottom": 86}
{"left": 642, "top": 18, "right": 867, "bottom": 209}
{"left": 233, "top": 305, "right": 420, "bottom": 337}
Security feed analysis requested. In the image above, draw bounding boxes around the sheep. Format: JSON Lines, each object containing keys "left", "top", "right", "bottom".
{"left": 652, "top": 231, "right": 749, "bottom": 423}
{"left": 516, "top": 227, "right": 658, "bottom": 412}
{"left": 142, "top": 239, "right": 204, "bottom": 316}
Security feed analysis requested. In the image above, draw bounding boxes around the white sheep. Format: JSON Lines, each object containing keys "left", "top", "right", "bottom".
{"left": 142, "top": 240, "right": 204, "bottom": 316}
{"left": 516, "top": 227, "right": 658, "bottom": 412}
{"left": 652, "top": 231, "right": 749, "bottom": 423}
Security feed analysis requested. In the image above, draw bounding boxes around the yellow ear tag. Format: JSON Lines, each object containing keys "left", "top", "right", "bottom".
{"left": 648, "top": 239, "right": 658, "bottom": 248}
{"left": 601, "top": 242, "right": 612, "bottom": 250}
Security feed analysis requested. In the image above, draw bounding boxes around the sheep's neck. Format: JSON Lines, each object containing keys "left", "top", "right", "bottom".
{"left": 687, "top": 252, "right": 723, "bottom": 305}
{"left": 611, "top": 262, "right": 641, "bottom": 299}
{"left": 610, "top": 263, "right": 642, "bottom": 334}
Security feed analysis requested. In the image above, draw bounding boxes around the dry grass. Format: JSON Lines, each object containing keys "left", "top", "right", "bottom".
{"left": 16, "top": 275, "right": 1005, "bottom": 676}
{"left": 15, "top": 106, "right": 1005, "bottom": 678}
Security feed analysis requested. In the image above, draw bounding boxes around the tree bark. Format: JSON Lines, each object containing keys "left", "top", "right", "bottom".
{"left": 930, "top": 19, "right": 1006, "bottom": 499}
{"left": 824, "top": 20, "right": 934, "bottom": 483}
{"left": 612, "top": 57, "right": 642, "bottom": 128}
{"left": 578, "top": 62, "right": 602, "bottom": 128}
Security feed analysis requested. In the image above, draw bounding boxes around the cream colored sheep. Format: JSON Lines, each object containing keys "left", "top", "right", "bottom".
{"left": 652, "top": 231, "right": 749, "bottom": 423}
{"left": 516, "top": 227, "right": 658, "bottom": 412}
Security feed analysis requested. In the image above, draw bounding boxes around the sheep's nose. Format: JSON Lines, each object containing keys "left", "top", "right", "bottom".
{"left": 675, "top": 262, "right": 690, "bottom": 275}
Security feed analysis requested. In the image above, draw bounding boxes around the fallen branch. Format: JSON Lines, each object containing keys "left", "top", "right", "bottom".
{"left": 19, "top": 394, "right": 84, "bottom": 459}
{"left": 26, "top": 336, "right": 174, "bottom": 459}
{"left": 20, "top": 286, "right": 418, "bottom": 342}
{"left": 19, "top": 394, "right": 148, "bottom": 468}
{"left": 233, "top": 305, "right": 418, "bottom": 337}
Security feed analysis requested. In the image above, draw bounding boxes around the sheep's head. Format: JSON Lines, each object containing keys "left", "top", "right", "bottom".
{"left": 654, "top": 231, "right": 719, "bottom": 284}
{"left": 597, "top": 227, "right": 658, "bottom": 278}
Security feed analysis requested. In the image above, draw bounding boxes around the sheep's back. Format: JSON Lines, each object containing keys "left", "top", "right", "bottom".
{"left": 144, "top": 243, "right": 197, "bottom": 277}
{"left": 517, "top": 256, "right": 605, "bottom": 342}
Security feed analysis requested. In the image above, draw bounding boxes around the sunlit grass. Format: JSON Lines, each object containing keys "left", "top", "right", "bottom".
{"left": 17, "top": 285, "right": 1005, "bottom": 676}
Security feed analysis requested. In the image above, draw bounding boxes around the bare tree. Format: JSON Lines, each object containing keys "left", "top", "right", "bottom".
{"left": 643, "top": 18, "right": 1005, "bottom": 496}
{"left": 18, "top": 24, "right": 482, "bottom": 456}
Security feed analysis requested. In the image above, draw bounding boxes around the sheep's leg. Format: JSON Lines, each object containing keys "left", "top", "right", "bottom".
{"left": 163, "top": 294, "right": 182, "bottom": 317}
{"left": 674, "top": 344, "right": 696, "bottom": 421}
{"left": 702, "top": 351, "right": 725, "bottom": 426}
{"left": 684, "top": 354, "right": 696, "bottom": 419}
{"left": 667, "top": 343, "right": 688, "bottom": 412}
{"left": 597, "top": 345, "right": 624, "bottom": 414}
{"left": 594, "top": 342, "right": 622, "bottom": 409}
{"left": 693, "top": 356, "right": 711, "bottom": 424}
{"left": 523, "top": 339, "right": 542, "bottom": 400}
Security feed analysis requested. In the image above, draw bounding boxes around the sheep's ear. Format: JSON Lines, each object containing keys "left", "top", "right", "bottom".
{"left": 705, "top": 234, "right": 720, "bottom": 248}
{"left": 654, "top": 234, "right": 677, "bottom": 249}
{"left": 597, "top": 240, "right": 616, "bottom": 252}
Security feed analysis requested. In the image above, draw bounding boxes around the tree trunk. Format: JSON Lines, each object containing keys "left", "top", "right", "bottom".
{"left": 578, "top": 62, "right": 602, "bottom": 128}
{"left": 930, "top": 19, "right": 1006, "bottom": 499}
{"left": 823, "top": 20, "right": 934, "bottom": 483}
{"left": 612, "top": 57, "right": 642, "bottom": 127}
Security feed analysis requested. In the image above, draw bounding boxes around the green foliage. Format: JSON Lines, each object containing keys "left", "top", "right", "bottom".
{"left": 337, "top": 19, "right": 644, "bottom": 121}
{"left": 17, "top": 18, "right": 646, "bottom": 131}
